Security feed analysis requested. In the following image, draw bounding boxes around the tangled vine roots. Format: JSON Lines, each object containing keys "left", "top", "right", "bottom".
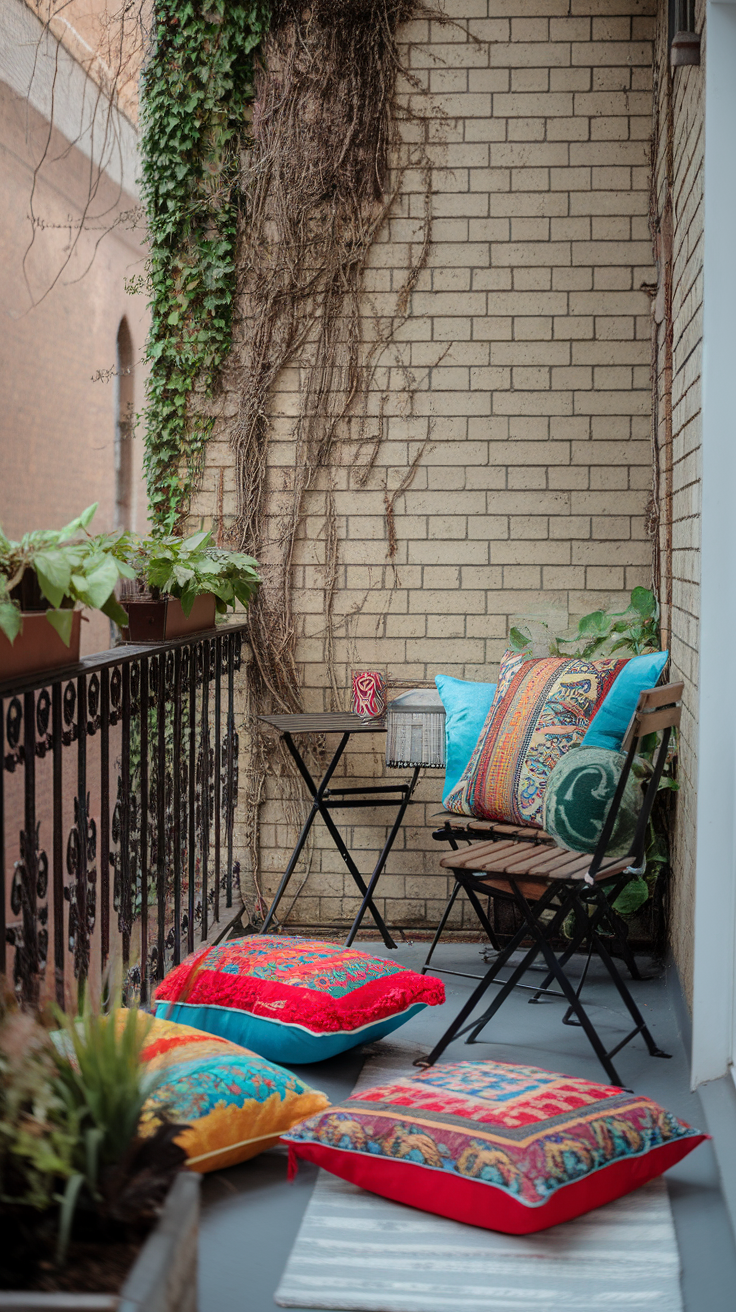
{"left": 230, "top": 0, "right": 433, "bottom": 916}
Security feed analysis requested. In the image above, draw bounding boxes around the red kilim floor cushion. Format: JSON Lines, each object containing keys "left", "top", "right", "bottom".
{"left": 154, "top": 936, "right": 445, "bottom": 1064}
{"left": 282, "top": 1060, "right": 706, "bottom": 1233}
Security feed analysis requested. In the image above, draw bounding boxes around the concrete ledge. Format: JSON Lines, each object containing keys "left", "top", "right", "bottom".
{"left": 668, "top": 954, "right": 736, "bottom": 1247}
{"left": 696, "top": 1073, "right": 736, "bottom": 1247}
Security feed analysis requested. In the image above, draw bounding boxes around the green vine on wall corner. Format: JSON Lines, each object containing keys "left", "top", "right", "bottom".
{"left": 140, "top": 0, "right": 270, "bottom": 531}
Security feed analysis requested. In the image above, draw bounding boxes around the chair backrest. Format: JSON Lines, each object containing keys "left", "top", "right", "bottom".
{"left": 587, "top": 681, "right": 683, "bottom": 880}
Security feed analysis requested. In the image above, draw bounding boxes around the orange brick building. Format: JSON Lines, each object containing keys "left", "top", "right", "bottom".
{"left": 0, "top": 0, "right": 149, "bottom": 655}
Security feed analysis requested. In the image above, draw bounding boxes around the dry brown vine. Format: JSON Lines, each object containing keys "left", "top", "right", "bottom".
{"left": 226, "top": 0, "right": 436, "bottom": 918}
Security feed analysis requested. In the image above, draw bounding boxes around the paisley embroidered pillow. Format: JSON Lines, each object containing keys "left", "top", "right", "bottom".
{"left": 444, "top": 653, "right": 628, "bottom": 827}
{"left": 154, "top": 936, "right": 445, "bottom": 1064}
{"left": 283, "top": 1060, "right": 705, "bottom": 1234}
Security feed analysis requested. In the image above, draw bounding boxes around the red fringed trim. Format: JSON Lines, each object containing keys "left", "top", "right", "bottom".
{"left": 286, "top": 1144, "right": 300, "bottom": 1182}
{"left": 155, "top": 968, "right": 445, "bottom": 1034}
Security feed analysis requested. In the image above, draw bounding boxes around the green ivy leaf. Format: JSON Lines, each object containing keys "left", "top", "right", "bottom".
{"left": 45, "top": 609, "right": 75, "bottom": 647}
{"left": 509, "top": 626, "right": 532, "bottom": 651}
{"left": 0, "top": 599, "right": 22, "bottom": 643}
{"left": 630, "top": 587, "right": 657, "bottom": 618}
{"left": 612, "top": 876, "right": 649, "bottom": 916}
{"left": 34, "top": 550, "right": 73, "bottom": 608}
{"left": 101, "top": 596, "right": 130, "bottom": 628}
{"left": 77, "top": 557, "right": 121, "bottom": 610}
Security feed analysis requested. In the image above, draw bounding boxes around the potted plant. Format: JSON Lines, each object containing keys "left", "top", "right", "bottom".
{"left": 112, "top": 528, "right": 260, "bottom": 643}
{"left": 0, "top": 993, "right": 198, "bottom": 1309}
{"left": 0, "top": 505, "right": 132, "bottom": 682}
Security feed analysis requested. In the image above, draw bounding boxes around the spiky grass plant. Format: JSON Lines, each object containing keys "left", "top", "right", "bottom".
{"left": 51, "top": 1005, "right": 186, "bottom": 1262}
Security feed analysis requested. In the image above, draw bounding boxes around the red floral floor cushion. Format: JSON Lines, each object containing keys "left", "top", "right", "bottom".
{"left": 154, "top": 936, "right": 445, "bottom": 1064}
{"left": 283, "top": 1060, "right": 706, "bottom": 1233}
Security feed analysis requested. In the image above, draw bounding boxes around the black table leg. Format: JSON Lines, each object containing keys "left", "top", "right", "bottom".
{"left": 344, "top": 766, "right": 421, "bottom": 947}
{"left": 262, "top": 732, "right": 397, "bottom": 949}
{"left": 259, "top": 733, "right": 349, "bottom": 934}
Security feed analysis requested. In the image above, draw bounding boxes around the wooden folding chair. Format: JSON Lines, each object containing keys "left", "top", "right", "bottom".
{"left": 420, "top": 819, "right": 554, "bottom": 978}
{"left": 416, "top": 683, "right": 682, "bottom": 1087}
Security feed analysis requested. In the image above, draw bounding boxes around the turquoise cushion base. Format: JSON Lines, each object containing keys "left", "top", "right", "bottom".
{"left": 582, "top": 651, "right": 668, "bottom": 751}
{"left": 152, "top": 1000, "right": 428, "bottom": 1065}
{"left": 435, "top": 675, "right": 497, "bottom": 804}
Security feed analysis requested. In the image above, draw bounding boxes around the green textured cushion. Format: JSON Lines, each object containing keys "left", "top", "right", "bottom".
{"left": 543, "top": 746, "right": 641, "bottom": 858}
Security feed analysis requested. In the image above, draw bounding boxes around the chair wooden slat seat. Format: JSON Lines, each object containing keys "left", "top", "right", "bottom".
{"left": 417, "top": 682, "right": 684, "bottom": 1087}
{"left": 432, "top": 812, "right": 554, "bottom": 844}
{"left": 440, "top": 842, "right": 632, "bottom": 883}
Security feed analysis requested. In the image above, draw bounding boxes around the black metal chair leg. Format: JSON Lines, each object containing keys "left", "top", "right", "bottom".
{"left": 511, "top": 890, "right": 625, "bottom": 1087}
{"left": 463, "top": 887, "right": 577, "bottom": 1042}
{"left": 605, "top": 905, "right": 644, "bottom": 981}
{"left": 414, "top": 908, "right": 542, "bottom": 1068}
{"left": 534, "top": 930, "right": 624, "bottom": 1086}
{"left": 528, "top": 899, "right": 599, "bottom": 1006}
{"left": 462, "top": 881, "right": 501, "bottom": 951}
{"left": 561, "top": 937, "right": 595, "bottom": 1026}
{"left": 463, "top": 937, "right": 546, "bottom": 1043}
{"left": 586, "top": 912, "right": 671, "bottom": 1060}
{"left": 421, "top": 881, "right": 462, "bottom": 974}
{"left": 528, "top": 874, "right": 636, "bottom": 1002}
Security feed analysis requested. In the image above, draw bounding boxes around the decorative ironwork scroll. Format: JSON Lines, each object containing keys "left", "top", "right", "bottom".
{"left": 0, "top": 624, "right": 245, "bottom": 1009}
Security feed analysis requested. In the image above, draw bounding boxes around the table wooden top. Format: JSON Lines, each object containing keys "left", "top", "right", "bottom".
{"left": 259, "top": 712, "right": 387, "bottom": 734}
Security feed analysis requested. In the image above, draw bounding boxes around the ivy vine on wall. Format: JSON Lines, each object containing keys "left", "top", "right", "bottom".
{"left": 139, "top": 0, "right": 270, "bottom": 530}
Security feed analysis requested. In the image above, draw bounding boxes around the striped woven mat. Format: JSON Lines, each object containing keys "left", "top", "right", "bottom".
{"left": 274, "top": 1052, "right": 683, "bottom": 1312}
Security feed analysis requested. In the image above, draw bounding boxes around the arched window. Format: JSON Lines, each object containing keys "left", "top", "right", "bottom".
{"left": 115, "top": 318, "right": 134, "bottom": 530}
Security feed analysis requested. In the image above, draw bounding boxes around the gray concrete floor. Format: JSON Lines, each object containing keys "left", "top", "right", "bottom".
{"left": 198, "top": 939, "right": 736, "bottom": 1312}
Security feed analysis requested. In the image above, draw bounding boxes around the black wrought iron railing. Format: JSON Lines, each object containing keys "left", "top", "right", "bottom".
{"left": 1, "top": 623, "right": 247, "bottom": 1011}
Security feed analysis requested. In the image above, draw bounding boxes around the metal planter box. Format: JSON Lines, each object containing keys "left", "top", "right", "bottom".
{"left": 121, "top": 595, "right": 217, "bottom": 644}
{"left": 0, "top": 612, "right": 81, "bottom": 684}
{"left": 0, "top": 1172, "right": 200, "bottom": 1312}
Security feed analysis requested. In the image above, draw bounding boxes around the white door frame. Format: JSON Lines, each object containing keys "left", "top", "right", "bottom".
{"left": 691, "top": 0, "right": 736, "bottom": 1087}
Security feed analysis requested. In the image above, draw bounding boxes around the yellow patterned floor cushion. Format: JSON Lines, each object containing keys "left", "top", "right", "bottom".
{"left": 135, "top": 1014, "right": 330, "bottom": 1173}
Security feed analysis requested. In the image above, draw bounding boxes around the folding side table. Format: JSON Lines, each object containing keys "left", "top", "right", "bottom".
{"left": 257, "top": 712, "right": 422, "bottom": 948}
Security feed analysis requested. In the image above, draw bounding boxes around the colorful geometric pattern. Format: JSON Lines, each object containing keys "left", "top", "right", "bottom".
{"left": 445, "top": 653, "right": 628, "bottom": 827}
{"left": 154, "top": 937, "right": 445, "bottom": 1035}
{"left": 138, "top": 1015, "right": 329, "bottom": 1172}
{"left": 283, "top": 1060, "right": 705, "bottom": 1231}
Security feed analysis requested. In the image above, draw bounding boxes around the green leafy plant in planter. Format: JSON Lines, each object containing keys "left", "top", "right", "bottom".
{"left": 110, "top": 526, "right": 260, "bottom": 617}
{"left": 0, "top": 504, "right": 133, "bottom": 645}
{"left": 50, "top": 1004, "right": 185, "bottom": 1262}
{"left": 0, "top": 991, "right": 186, "bottom": 1292}
{"left": 509, "top": 587, "right": 675, "bottom": 943}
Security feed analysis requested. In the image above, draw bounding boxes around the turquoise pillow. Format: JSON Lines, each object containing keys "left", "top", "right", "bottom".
{"left": 582, "top": 650, "right": 668, "bottom": 751}
{"left": 435, "top": 675, "right": 497, "bottom": 804}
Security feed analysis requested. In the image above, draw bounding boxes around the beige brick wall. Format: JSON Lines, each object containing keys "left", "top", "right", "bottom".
{"left": 651, "top": 0, "right": 704, "bottom": 1003}
{"left": 193, "top": 0, "right": 657, "bottom": 932}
